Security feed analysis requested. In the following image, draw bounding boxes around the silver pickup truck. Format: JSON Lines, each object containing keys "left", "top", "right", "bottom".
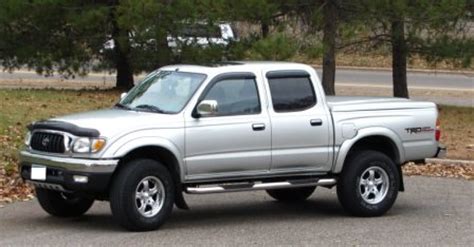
{"left": 19, "top": 62, "right": 445, "bottom": 231}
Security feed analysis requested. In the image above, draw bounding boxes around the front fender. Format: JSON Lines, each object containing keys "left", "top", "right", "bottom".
{"left": 102, "top": 136, "right": 185, "bottom": 177}
{"left": 332, "top": 127, "right": 405, "bottom": 173}
{"left": 102, "top": 136, "right": 189, "bottom": 209}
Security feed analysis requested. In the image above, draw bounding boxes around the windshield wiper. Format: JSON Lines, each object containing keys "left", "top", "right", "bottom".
{"left": 114, "top": 103, "right": 131, "bottom": 110}
{"left": 134, "top": 104, "right": 168, "bottom": 113}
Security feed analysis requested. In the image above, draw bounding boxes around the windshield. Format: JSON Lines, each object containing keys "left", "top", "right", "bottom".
{"left": 120, "top": 71, "right": 207, "bottom": 113}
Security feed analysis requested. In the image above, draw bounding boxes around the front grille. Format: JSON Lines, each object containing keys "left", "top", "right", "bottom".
{"left": 30, "top": 132, "right": 66, "bottom": 153}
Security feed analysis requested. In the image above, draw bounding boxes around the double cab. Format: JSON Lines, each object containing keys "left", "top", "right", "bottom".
{"left": 19, "top": 62, "right": 445, "bottom": 231}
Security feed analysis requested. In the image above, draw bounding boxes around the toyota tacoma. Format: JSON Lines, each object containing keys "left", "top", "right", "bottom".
{"left": 19, "top": 62, "right": 446, "bottom": 231}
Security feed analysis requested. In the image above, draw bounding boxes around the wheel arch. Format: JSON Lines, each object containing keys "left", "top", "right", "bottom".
{"left": 112, "top": 144, "right": 189, "bottom": 209}
{"left": 333, "top": 127, "right": 405, "bottom": 174}
{"left": 117, "top": 145, "right": 182, "bottom": 181}
{"left": 107, "top": 137, "right": 185, "bottom": 180}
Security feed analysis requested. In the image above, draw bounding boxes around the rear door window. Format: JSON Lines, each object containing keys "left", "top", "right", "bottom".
{"left": 266, "top": 72, "right": 316, "bottom": 112}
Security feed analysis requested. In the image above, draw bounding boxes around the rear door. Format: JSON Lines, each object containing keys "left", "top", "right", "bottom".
{"left": 264, "top": 70, "right": 332, "bottom": 172}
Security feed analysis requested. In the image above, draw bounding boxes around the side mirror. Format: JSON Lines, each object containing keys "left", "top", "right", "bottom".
{"left": 196, "top": 100, "right": 218, "bottom": 117}
{"left": 120, "top": 92, "right": 127, "bottom": 100}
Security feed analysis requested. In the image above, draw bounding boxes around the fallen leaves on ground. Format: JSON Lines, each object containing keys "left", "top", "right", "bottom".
{"left": 0, "top": 166, "right": 34, "bottom": 207}
{"left": 403, "top": 162, "right": 474, "bottom": 180}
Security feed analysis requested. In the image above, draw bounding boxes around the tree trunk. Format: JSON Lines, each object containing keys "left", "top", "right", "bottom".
{"left": 114, "top": 46, "right": 134, "bottom": 90}
{"left": 321, "top": 0, "right": 337, "bottom": 96}
{"left": 391, "top": 19, "right": 409, "bottom": 98}
{"left": 261, "top": 21, "right": 269, "bottom": 38}
{"left": 110, "top": 2, "right": 134, "bottom": 90}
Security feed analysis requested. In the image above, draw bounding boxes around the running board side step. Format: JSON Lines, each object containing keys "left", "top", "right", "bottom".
{"left": 185, "top": 178, "right": 337, "bottom": 194}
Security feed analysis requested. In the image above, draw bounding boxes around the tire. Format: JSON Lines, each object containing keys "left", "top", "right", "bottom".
{"left": 266, "top": 186, "right": 316, "bottom": 202}
{"left": 337, "top": 150, "right": 400, "bottom": 217}
{"left": 109, "top": 159, "right": 175, "bottom": 231}
{"left": 35, "top": 188, "right": 94, "bottom": 217}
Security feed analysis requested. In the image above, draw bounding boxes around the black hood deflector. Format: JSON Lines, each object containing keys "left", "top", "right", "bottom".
{"left": 27, "top": 120, "right": 100, "bottom": 137}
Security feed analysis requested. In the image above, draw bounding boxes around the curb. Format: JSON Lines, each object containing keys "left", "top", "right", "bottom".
{"left": 311, "top": 64, "right": 474, "bottom": 76}
{"left": 425, "top": 158, "right": 474, "bottom": 165}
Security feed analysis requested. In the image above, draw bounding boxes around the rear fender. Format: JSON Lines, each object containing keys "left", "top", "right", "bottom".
{"left": 332, "top": 127, "right": 405, "bottom": 173}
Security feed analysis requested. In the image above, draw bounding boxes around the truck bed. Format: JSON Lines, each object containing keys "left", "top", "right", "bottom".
{"left": 327, "top": 96, "right": 438, "bottom": 164}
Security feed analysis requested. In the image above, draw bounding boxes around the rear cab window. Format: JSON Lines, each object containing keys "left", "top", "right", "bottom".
{"left": 266, "top": 70, "right": 317, "bottom": 112}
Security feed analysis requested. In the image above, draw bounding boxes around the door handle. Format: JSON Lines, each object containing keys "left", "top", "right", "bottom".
{"left": 310, "top": 119, "right": 323, "bottom": 126}
{"left": 252, "top": 123, "right": 266, "bottom": 131}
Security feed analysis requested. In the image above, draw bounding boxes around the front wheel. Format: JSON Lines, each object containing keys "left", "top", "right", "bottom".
{"left": 35, "top": 188, "right": 94, "bottom": 217}
{"left": 337, "top": 150, "right": 400, "bottom": 217}
{"left": 109, "top": 159, "right": 175, "bottom": 231}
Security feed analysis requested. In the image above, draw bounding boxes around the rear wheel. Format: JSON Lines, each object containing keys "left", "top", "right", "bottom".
{"left": 337, "top": 150, "right": 400, "bottom": 217}
{"left": 35, "top": 188, "right": 94, "bottom": 217}
{"left": 109, "top": 159, "right": 175, "bottom": 231}
{"left": 266, "top": 186, "right": 316, "bottom": 202}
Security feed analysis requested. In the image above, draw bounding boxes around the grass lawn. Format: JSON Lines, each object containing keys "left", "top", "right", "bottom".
{"left": 0, "top": 89, "right": 472, "bottom": 203}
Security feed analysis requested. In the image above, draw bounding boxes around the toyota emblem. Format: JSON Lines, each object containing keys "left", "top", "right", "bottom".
{"left": 41, "top": 137, "right": 50, "bottom": 147}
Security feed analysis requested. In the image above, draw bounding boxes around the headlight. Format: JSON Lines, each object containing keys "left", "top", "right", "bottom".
{"left": 72, "top": 138, "right": 106, "bottom": 153}
{"left": 24, "top": 131, "right": 32, "bottom": 146}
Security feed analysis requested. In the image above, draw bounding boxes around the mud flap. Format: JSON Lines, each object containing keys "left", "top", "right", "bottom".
{"left": 174, "top": 183, "right": 189, "bottom": 210}
{"left": 397, "top": 165, "right": 405, "bottom": 192}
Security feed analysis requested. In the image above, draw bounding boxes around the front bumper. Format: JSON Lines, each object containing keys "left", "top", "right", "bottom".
{"left": 19, "top": 150, "right": 119, "bottom": 193}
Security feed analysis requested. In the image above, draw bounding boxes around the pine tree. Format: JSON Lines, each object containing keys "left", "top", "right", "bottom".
{"left": 0, "top": 0, "right": 227, "bottom": 89}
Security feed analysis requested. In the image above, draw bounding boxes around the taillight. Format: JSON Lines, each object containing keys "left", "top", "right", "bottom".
{"left": 435, "top": 119, "right": 441, "bottom": 141}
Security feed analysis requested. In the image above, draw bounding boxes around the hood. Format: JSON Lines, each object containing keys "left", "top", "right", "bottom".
{"left": 53, "top": 108, "right": 184, "bottom": 138}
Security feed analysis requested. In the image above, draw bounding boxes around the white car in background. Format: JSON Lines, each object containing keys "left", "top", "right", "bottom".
{"left": 103, "top": 22, "right": 237, "bottom": 51}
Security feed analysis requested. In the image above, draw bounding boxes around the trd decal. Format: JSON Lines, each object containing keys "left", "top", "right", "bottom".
{"left": 405, "top": 127, "right": 435, "bottom": 134}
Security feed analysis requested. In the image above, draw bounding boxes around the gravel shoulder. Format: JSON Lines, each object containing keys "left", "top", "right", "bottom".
{"left": 0, "top": 176, "right": 472, "bottom": 246}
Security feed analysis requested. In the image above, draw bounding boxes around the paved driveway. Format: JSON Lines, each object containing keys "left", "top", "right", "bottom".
{"left": 0, "top": 176, "right": 472, "bottom": 246}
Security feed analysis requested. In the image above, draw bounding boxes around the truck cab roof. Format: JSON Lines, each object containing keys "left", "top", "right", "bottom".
{"left": 159, "top": 61, "right": 316, "bottom": 76}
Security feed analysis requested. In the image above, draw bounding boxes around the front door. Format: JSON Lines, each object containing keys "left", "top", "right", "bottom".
{"left": 184, "top": 73, "right": 271, "bottom": 181}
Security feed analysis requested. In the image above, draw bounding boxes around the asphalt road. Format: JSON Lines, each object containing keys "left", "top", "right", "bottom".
{"left": 0, "top": 176, "right": 472, "bottom": 246}
{"left": 1, "top": 68, "right": 473, "bottom": 90}
{"left": 333, "top": 69, "right": 473, "bottom": 90}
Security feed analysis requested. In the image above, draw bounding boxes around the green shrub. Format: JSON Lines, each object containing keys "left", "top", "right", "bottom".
{"left": 248, "top": 33, "right": 298, "bottom": 60}
{"left": 301, "top": 41, "right": 324, "bottom": 60}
